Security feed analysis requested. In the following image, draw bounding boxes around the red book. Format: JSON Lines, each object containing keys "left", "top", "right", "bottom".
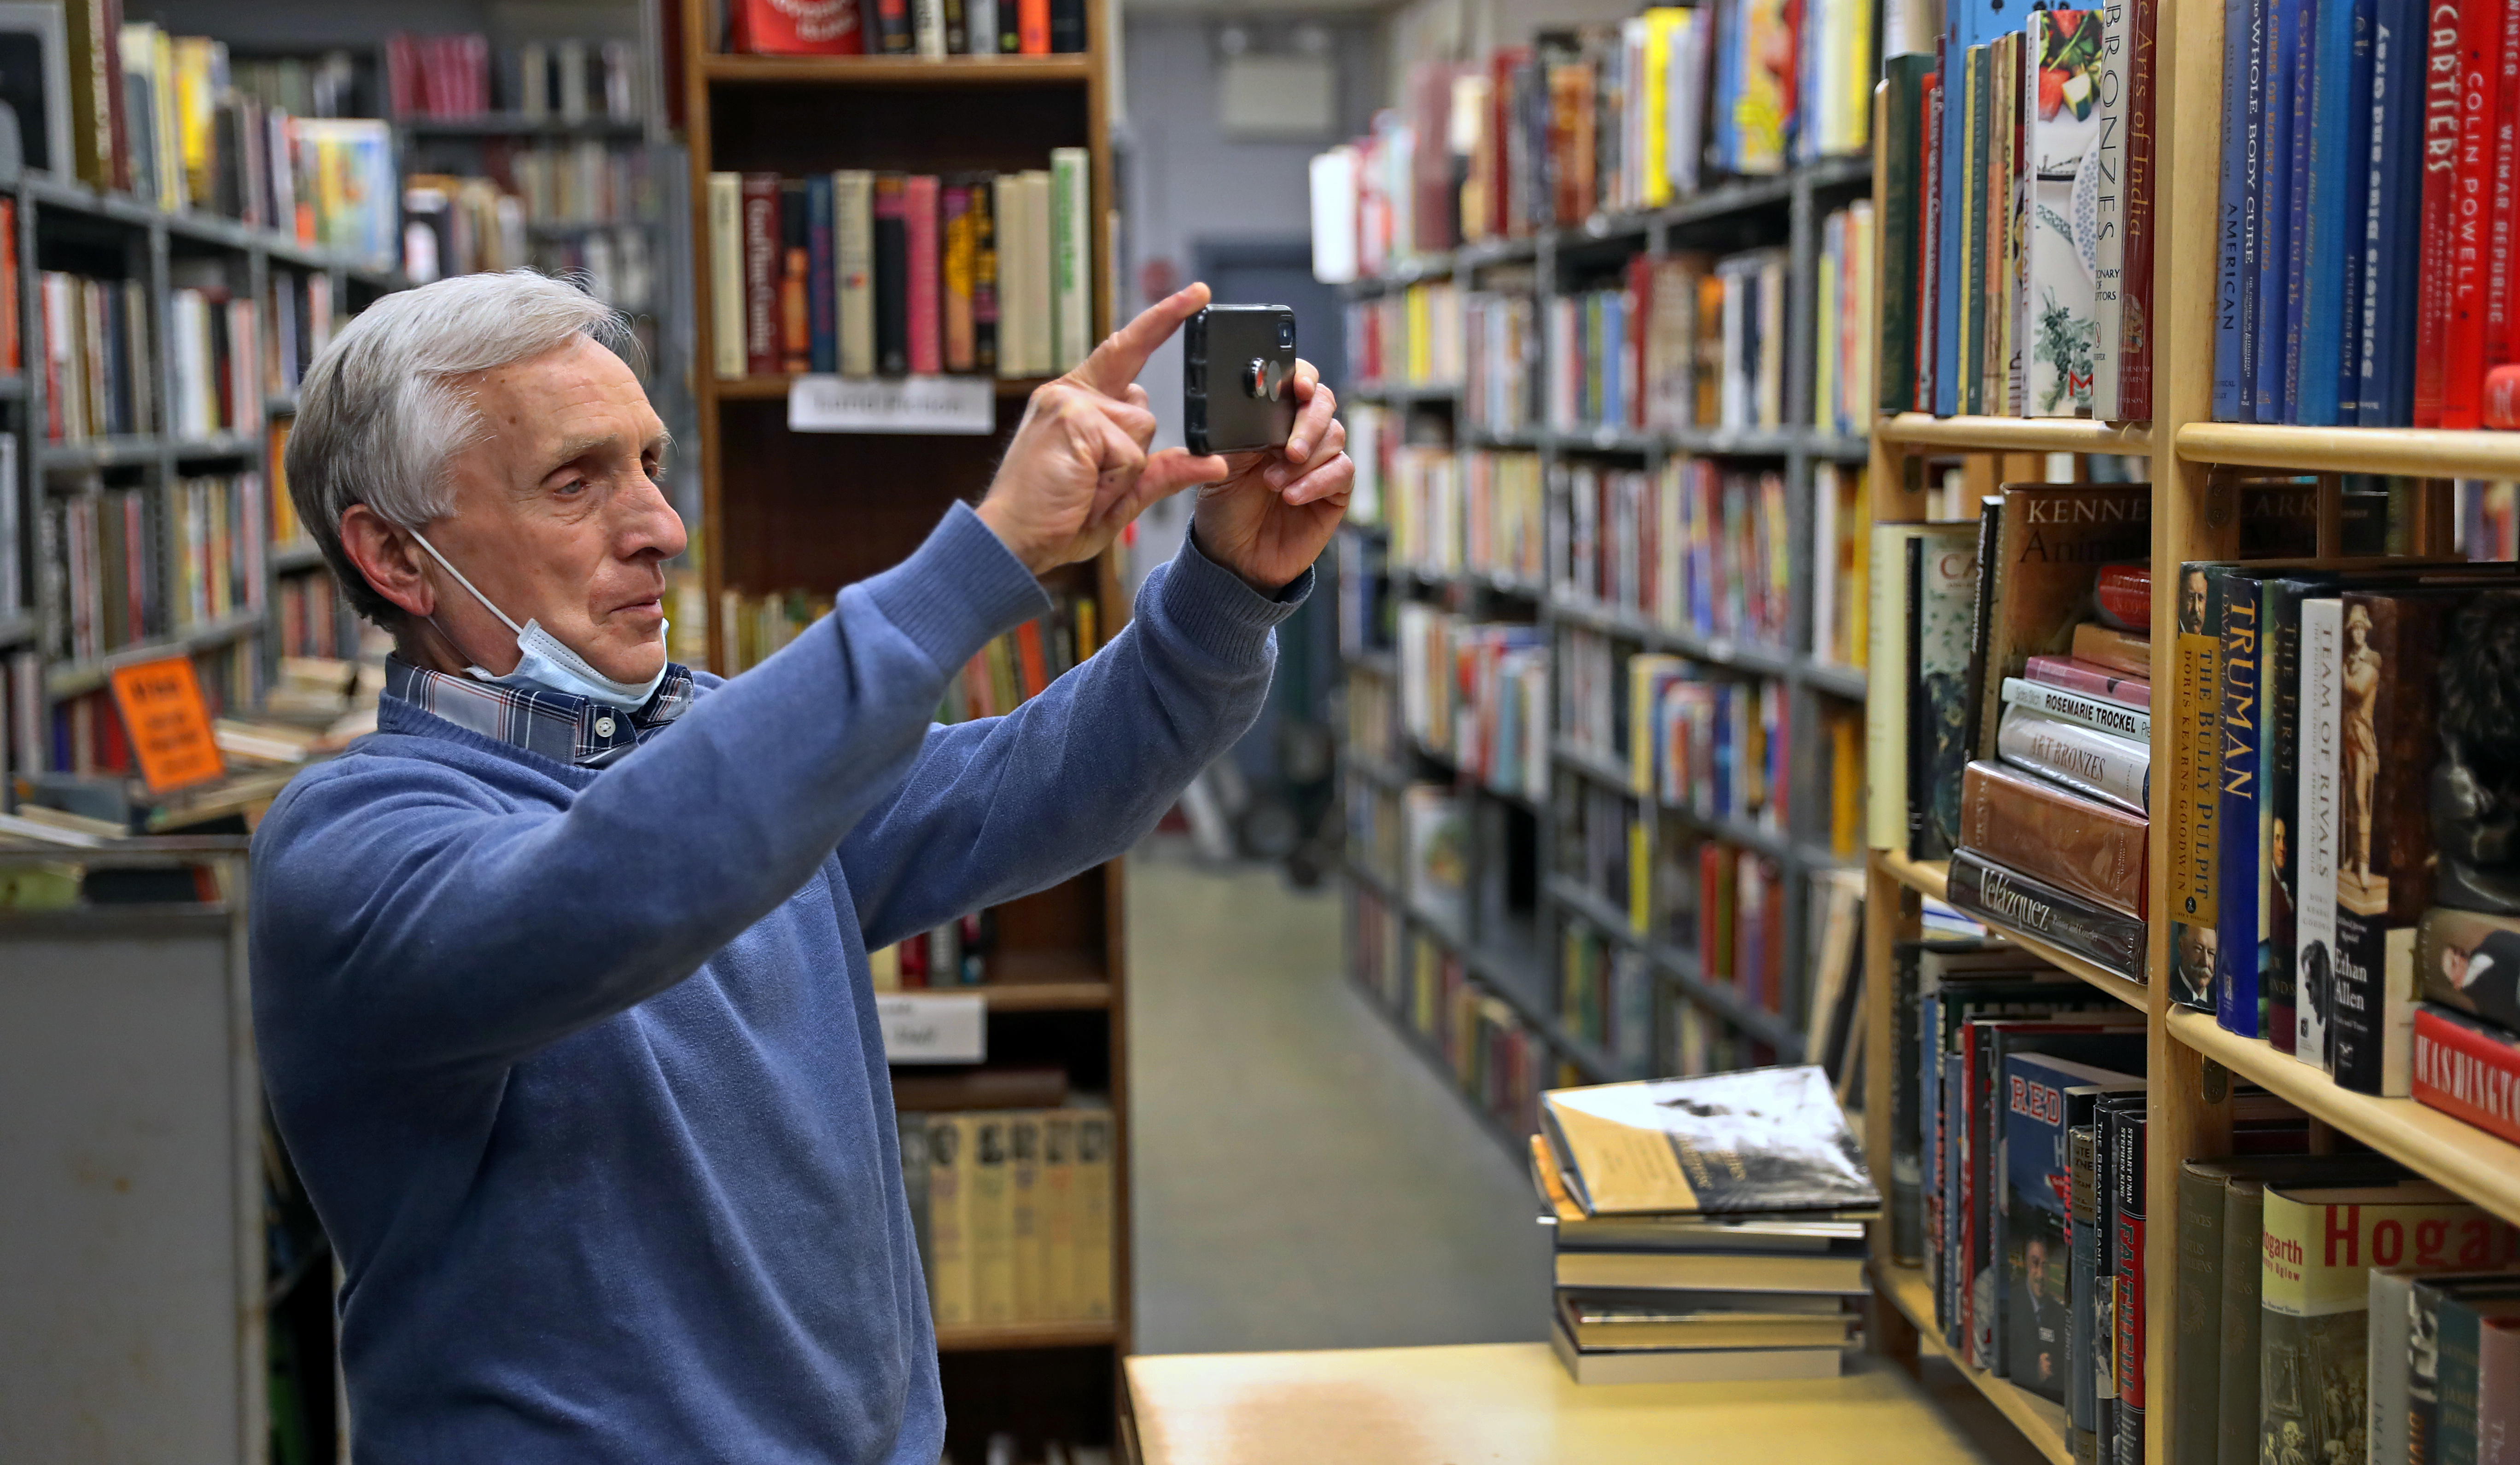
{"left": 1018, "top": 0, "right": 1050, "bottom": 55}
{"left": 2486, "top": 360, "right": 2520, "bottom": 424}
{"left": 1013, "top": 619, "right": 1049, "bottom": 698}
{"left": 1411, "top": 63, "right": 1456, "bottom": 255}
{"left": 2419, "top": 4, "right": 2468, "bottom": 426}
{"left": 2023, "top": 654, "right": 2153, "bottom": 709}
{"left": 2096, "top": 563, "right": 2151, "bottom": 630}
{"left": 728, "top": 0, "right": 864, "bottom": 54}
{"left": 2117, "top": 0, "right": 2158, "bottom": 419}
{"left": 741, "top": 172, "right": 781, "bottom": 377}
{"left": 2445, "top": 1, "right": 2504, "bottom": 428}
{"left": 2413, "top": 1005, "right": 2520, "bottom": 1145}
{"left": 897, "top": 936, "right": 928, "bottom": 988}
{"left": 904, "top": 174, "right": 941, "bottom": 376}
{"left": 2489, "top": 0, "right": 2520, "bottom": 372}
{"left": 1488, "top": 49, "right": 1523, "bottom": 237}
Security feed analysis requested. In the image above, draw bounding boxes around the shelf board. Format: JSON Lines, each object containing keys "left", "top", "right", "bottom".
{"left": 1551, "top": 738, "right": 1798, "bottom": 865}
{"left": 1806, "top": 660, "right": 1869, "bottom": 699}
{"left": 961, "top": 981, "right": 1112, "bottom": 1011}
{"left": 402, "top": 112, "right": 647, "bottom": 139}
{"left": 269, "top": 541, "right": 328, "bottom": 574}
{"left": 1392, "top": 563, "right": 1546, "bottom": 598}
{"left": 2165, "top": 1009, "right": 2520, "bottom": 1227}
{"left": 1545, "top": 593, "right": 1802, "bottom": 682}
{"left": 713, "top": 372, "right": 1050, "bottom": 401}
{"left": 38, "top": 435, "right": 162, "bottom": 470}
{"left": 171, "top": 433, "right": 260, "bottom": 460}
{"left": 1872, "top": 854, "right": 2148, "bottom": 1011}
{"left": 933, "top": 1319, "right": 1118, "bottom": 1353}
{"left": 2174, "top": 421, "right": 2520, "bottom": 478}
{"left": 1876, "top": 413, "right": 2152, "bottom": 456}
{"left": 1353, "top": 380, "right": 1462, "bottom": 405}
{"left": 702, "top": 53, "right": 1093, "bottom": 85}
{"left": 46, "top": 609, "right": 266, "bottom": 698}
{"left": 1876, "top": 1263, "right": 2075, "bottom": 1465}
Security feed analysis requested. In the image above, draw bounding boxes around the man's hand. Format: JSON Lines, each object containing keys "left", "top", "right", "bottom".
{"left": 1190, "top": 359, "right": 1351, "bottom": 595}
{"left": 976, "top": 284, "right": 1229, "bottom": 575}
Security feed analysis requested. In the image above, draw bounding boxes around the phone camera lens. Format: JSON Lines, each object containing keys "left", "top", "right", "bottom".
{"left": 1277, "top": 320, "right": 1295, "bottom": 348}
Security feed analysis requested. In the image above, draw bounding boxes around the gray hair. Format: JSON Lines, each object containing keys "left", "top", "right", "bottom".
{"left": 286, "top": 269, "right": 629, "bottom": 627}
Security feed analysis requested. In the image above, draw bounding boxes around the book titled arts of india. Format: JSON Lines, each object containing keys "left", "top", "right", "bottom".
{"left": 1542, "top": 1066, "right": 1879, "bottom": 1217}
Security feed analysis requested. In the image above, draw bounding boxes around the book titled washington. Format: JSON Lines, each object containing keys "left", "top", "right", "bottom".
{"left": 1947, "top": 849, "right": 2148, "bottom": 980}
{"left": 2412, "top": 1004, "right": 2520, "bottom": 1146}
{"left": 1540, "top": 1066, "right": 1878, "bottom": 1218}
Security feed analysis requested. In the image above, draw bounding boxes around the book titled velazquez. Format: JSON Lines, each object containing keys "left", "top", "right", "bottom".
{"left": 1946, "top": 849, "right": 2148, "bottom": 982}
{"left": 1540, "top": 1066, "right": 1879, "bottom": 1217}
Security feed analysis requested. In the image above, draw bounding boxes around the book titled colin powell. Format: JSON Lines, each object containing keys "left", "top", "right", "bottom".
{"left": 1540, "top": 1067, "right": 1879, "bottom": 1218}
{"left": 1947, "top": 849, "right": 2148, "bottom": 982}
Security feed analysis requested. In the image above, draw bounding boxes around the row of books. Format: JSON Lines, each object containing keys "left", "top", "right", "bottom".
{"left": 165, "top": 472, "right": 270, "bottom": 635}
{"left": 703, "top": 158, "right": 1091, "bottom": 381}
{"left": 1382, "top": 447, "right": 1544, "bottom": 587}
{"left": 1558, "top": 249, "right": 1788, "bottom": 434}
{"left": 721, "top": 0, "right": 1089, "bottom": 58}
{"left": 1558, "top": 917, "right": 1655, "bottom": 1073}
{"left": 894, "top": 1105, "right": 1114, "bottom": 1328}
{"left": 1534, "top": 1068, "right": 1876, "bottom": 1383}
{"left": 1351, "top": 888, "right": 1553, "bottom": 1140}
{"left": 43, "top": 483, "right": 161, "bottom": 663}
{"left": 1313, "top": 1, "right": 1874, "bottom": 278}
{"left": 1809, "top": 462, "right": 1870, "bottom": 668}
{"left": 166, "top": 272, "right": 265, "bottom": 440}
{"left": 714, "top": 586, "right": 1098, "bottom": 726}
{"left": 1345, "top": 280, "right": 1462, "bottom": 390}
{"left": 1557, "top": 460, "right": 1795, "bottom": 648}
{"left": 1813, "top": 199, "right": 1877, "bottom": 438}
{"left": 274, "top": 570, "right": 350, "bottom": 662}
{"left": 1872, "top": 18, "right": 2155, "bottom": 422}
{"left": 39, "top": 641, "right": 261, "bottom": 779}
{"left": 1393, "top": 603, "right": 1550, "bottom": 801}
{"left": 265, "top": 271, "right": 336, "bottom": 404}
{"left": 869, "top": 911, "right": 993, "bottom": 989}
{"left": 40, "top": 272, "right": 152, "bottom": 442}
{"left": 403, "top": 142, "right": 663, "bottom": 279}
{"left": 384, "top": 33, "right": 641, "bottom": 123}
{"left": 1566, "top": 781, "right": 1795, "bottom": 1019}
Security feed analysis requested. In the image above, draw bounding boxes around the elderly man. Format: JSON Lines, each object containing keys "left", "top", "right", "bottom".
{"left": 249, "top": 269, "right": 1349, "bottom": 1463}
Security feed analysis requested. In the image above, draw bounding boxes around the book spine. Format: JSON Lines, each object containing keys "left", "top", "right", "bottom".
{"left": 2282, "top": 0, "right": 2317, "bottom": 422}
{"left": 2172, "top": 1166, "right": 2226, "bottom": 1465}
{"left": 807, "top": 174, "right": 836, "bottom": 375}
{"left": 2219, "top": 0, "right": 2252, "bottom": 419}
{"left": 835, "top": 171, "right": 875, "bottom": 377}
{"left": 2071, "top": 622, "right": 2152, "bottom": 677}
{"left": 741, "top": 173, "right": 780, "bottom": 377}
{"left": 1947, "top": 848, "right": 2150, "bottom": 979}
{"left": 1964, "top": 46, "right": 1989, "bottom": 416}
{"left": 2094, "top": 0, "right": 2128, "bottom": 417}
{"left": 2444, "top": 0, "right": 2502, "bottom": 426}
{"left": 2110, "top": 1106, "right": 2146, "bottom": 1465}
{"left": 1051, "top": 148, "right": 1091, "bottom": 372}
{"left": 1019, "top": 0, "right": 1050, "bottom": 54}
{"left": 2069, "top": 1125, "right": 2100, "bottom": 1442}
{"left": 1882, "top": 57, "right": 1923, "bottom": 413}
{"left": 2263, "top": 581, "right": 2313, "bottom": 1052}
{"left": 1924, "top": 69, "right": 1944, "bottom": 411}
{"left": 2241, "top": 0, "right": 2269, "bottom": 418}
{"left": 905, "top": 175, "right": 942, "bottom": 375}
{"left": 926, "top": 1113, "right": 969, "bottom": 1323}
{"left": 942, "top": 180, "right": 975, "bottom": 372}
{"left": 873, "top": 174, "right": 910, "bottom": 376}
{"left": 1959, "top": 758, "right": 2150, "bottom": 917}
{"left": 2219, "top": 1180, "right": 2269, "bottom": 1465}
{"left": 2485, "top": 0, "right": 2520, "bottom": 376}
{"left": 2417, "top": 0, "right": 2466, "bottom": 424}
{"left": 2026, "top": 654, "right": 2156, "bottom": 708}
{"left": 2001, "top": 676, "right": 2153, "bottom": 744}
{"left": 780, "top": 180, "right": 810, "bottom": 373}
{"left": 2258, "top": 0, "right": 2294, "bottom": 420}
{"left": 2168, "top": 564, "right": 2227, "bottom": 1010}
{"left": 971, "top": 178, "right": 998, "bottom": 375}
{"left": 707, "top": 174, "right": 746, "bottom": 380}
{"left": 2298, "top": 599, "right": 2345, "bottom": 1068}
{"left": 2412, "top": 1005, "right": 2520, "bottom": 1145}
{"left": 2298, "top": 0, "right": 2367, "bottom": 424}
{"left": 1996, "top": 705, "right": 2151, "bottom": 814}
{"left": 1867, "top": 524, "right": 1914, "bottom": 849}
{"left": 2118, "top": 0, "right": 2158, "bottom": 418}
{"left": 2369, "top": 0, "right": 2429, "bottom": 422}
{"left": 2215, "top": 576, "right": 2264, "bottom": 1038}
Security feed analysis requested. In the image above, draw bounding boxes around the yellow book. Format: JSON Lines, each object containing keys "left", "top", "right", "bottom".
{"left": 1073, "top": 1108, "right": 1114, "bottom": 1321}
{"left": 1405, "top": 284, "right": 1431, "bottom": 384}
{"left": 925, "top": 1114, "right": 973, "bottom": 1325}
{"left": 1628, "top": 816, "right": 1652, "bottom": 936}
{"left": 172, "top": 36, "right": 220, "bottom": 208}
{"left": 1830, "top": 713, "right": 1861, "bottom": 857}
{"left": 1073, "top": 599, "right": 1097, "bottom": 660}
{"left": 869, "top": 942, "right": 900, "bottom": 992}
{"left": 1626, "top": 654, "right": 1687, "bottom": 796}
{"left": 969, "top": 1113, "right": 1015, "bottom": 1323}
{"left": 1641, "top": 11, "right": 1688, "bottom": 208}
{"left": 1041, "top": 1115, "right": 1079, "bottom": 1320}
{"left": 1009, "top": 1113, "right": 1045, "bottom": 1322}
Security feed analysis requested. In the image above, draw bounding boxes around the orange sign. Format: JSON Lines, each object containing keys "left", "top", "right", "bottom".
{"left": 107, "top": 656, "right": 226, "bottom": 795}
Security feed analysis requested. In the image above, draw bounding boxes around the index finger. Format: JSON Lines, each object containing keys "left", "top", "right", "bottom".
{"left": 1068, "top": 282, "right": 1211, "bottom": 397}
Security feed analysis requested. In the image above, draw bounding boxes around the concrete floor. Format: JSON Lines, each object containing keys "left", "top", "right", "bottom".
{"left": 1125, "top": 842, "right": 1551, "bottom": 1355}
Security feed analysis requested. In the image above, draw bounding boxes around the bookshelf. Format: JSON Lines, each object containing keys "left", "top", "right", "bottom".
{"left": 1853, "top": 20, "right": 2520, "bottom": 1463}
{"left": 671, "top": 4, "right": 1129, "bottom": 1455}
{"left": 1339, "top": 151, "right": 1878, "bottom": 1151}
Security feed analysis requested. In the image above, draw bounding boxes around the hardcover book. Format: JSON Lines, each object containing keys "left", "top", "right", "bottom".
{"left": 2001, "top": 675, "right": 2150, "bottom": 744}
{"left": 741, "top": 171, "right": 781, "bottom": 376}
{"left": 1910, "top": 524, "right": 1983, "bottom": 859}
{"left": 1540, "top": 1066, "right": 1878, "bottom": 1218}
{"left": 1947, "top": 847, "right": 2149, "bottom": 979}
{"left": 2217, "top": 567, "right": 2270, "bottom": 1039}
{"left": 834, "top": 170, "right": 875, "bottom": 377}
{"left": 1995, "top": 703, "right": 2150, "bottom": 814}
{"left": 1960, "top": 757, "right": 2149, "bottom": 917}
{"left": 2298, "top": 596, "right": 2346, "bottom": 1068}
{"left": 1970, "top": 484, "right": 2154, "bottom": 772}
{"left": 2110, "top": 1099, "right": 2148, "bottom": 1465}
{"left": 2170, "top": 561, "right": 2228, "bottom": 1010}
{"left": 2412, "top": 1004, "right": 2520, "bottom": 1146}
{"left": 2026, "top": 653, "right": 2153, "bottom": 708}
{"left": 2007, "top": 1054, "right": 2142, "bottom": 1402}
{"left": 2415, "top": 907, "right": 2520, "bottom": 1034}
{"left": 2113, "top": 0, "right": 2157, "bottom": 421}
{"left": 2071, "top": 622, "right": 2151, "bottom": 677}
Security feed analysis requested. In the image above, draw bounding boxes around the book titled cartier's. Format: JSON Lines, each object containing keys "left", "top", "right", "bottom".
{"left": 1540, "top": 1066, "right": 1879, "bottom": 1218}
{"left": 1959, "top": 759, "right": 2148, "bottom": 917}
{"left": 1946, "top": 849, "right": 2148, "bottom": 982}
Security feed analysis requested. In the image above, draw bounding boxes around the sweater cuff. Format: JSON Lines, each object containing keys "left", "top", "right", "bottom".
{"left": 1155, "top": 528, "right": 1312, "bottom": 665}
{"left": 857, "top": 500, "right": 1054, "bottom": 673}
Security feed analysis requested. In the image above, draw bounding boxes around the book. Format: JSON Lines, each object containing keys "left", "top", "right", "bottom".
{"left": 2171, "top": 561, "right": 2231, "bottom": 1011}
{"left": 1910, "top": 523, "right": 1983, "bottom": 859}
{"left": 926, "top": 1112, "right": 971, "bottom": 1324}
{"left": 2416, "top": 907, "right": 2520, "bottom": 1034}
{"left": 2439, "top": 0, "right": 2498, "bottom": 428}
{"left": 805, "top": 174, "right": 836, "bottom": 374}
{"left": 834, "top": 170, "right": 875, "bottom": 377}
{"left": 2412, "top": 1004, "right": 2520, "bottom": 1146}
{"left": 2440, "top": 1293, "right": 2520, "bottom": 1464}
{"left": 2070, "top": 1125, "right": 2103, "bottom": 1455}
{"left": 741, "top": 172, "right": 780, "bottom": 377}
{"left": 1554, "top": 1295, "right": 1862, "bottom": 1351}
{"left": 904, "top": 174, "right": 941, "bottom": 375}
{"left": 1540, "top": 1066, "right": 1878, "bottom": 1218}
{"left": 2026, "top": 654, "right": 2155, "bottom": 708}
{"left": 873, "top": 173, "right": 910, "bottom": 376}
{"left": 2217, "top": 0, "right": 2254, "bottom": 419}
{"left": 2110, "top": 1101, "right": 2147, "bottom": 1465}
{"left": 1548, "top": 1322, "right": 1850, "bottom": 1383}
{"left": 1947, "top": 848, "right": 2149, "bottom": 979}
{"left": 1552, "top": 1249, "right": 1870, "bottom": 1293}
{"left": 779, "top": 178, "right": 810, "bottom": 373}
{"left": 1960, "top": 758, "right": 2149, "bottom": 917}
{"left": 2007, "top": 1054, "right": 2142, "bottom": 1401}
{"left": 1050, "top": 147, "right": 1090, "bottom": 371}
{"left": 2217, "top": 568, "right": 2271, "bottom": 1040}
{"left": 2116, "top": 0, "right": 2158, "bottom": 420}
{"left": 2001, "top": 676, "right": 2151, "bottom": 744}
{"left": 2071, "top": 622, "right": 2152, "bottom": 677}
{"left": 1969, "top": 485, "right": 2154, "bottom": 772}
{"left": 707, "top": 172, "right": 745, "bottom": 379}
{"left": 1868, "top": 523, "right": 1929, "bottom": 850}
{"left": 2024, "top": 9, "right": 2105, "bottom": 416}
{"left": 1996, "top": 703, "right": 2151, "bottom": 814}
{"left": 941, "top": 178, "right": 975, "bottom": 372}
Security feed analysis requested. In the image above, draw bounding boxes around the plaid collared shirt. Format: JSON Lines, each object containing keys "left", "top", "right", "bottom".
{"left": 382, "top": 656, "right": 696, "bottom": 768}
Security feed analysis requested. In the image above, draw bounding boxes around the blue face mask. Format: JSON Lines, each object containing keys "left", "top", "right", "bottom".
{"left": 410, "top": 529, "right": 670, "bottom": 711}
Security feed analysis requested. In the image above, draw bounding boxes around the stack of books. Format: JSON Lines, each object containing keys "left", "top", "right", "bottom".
{"left": 1531, "top": 1066, "right": 1878, "bottom": 1384}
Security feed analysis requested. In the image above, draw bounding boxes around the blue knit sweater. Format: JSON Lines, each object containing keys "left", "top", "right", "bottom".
{"left": 250, "top": 504, "right": 1300, "bottom": 1464}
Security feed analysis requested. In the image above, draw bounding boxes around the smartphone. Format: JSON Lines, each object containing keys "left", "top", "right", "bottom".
{"left": 1184, "top": 304, "right": 1297, "bottom": 456}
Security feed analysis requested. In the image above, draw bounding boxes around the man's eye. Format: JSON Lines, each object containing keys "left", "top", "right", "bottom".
{"left": 554, "top": 479, "right": 587, "bottom": 496}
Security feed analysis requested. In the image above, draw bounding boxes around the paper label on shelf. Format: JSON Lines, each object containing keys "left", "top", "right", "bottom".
{"left": 108, "top": 655, "right": 225, "bottom": 795}
{"left": 788, "top": 375, "right": 995, "bottom": 435}
{"left": 876, "top": 993, "right": 986, "bottom": 1064}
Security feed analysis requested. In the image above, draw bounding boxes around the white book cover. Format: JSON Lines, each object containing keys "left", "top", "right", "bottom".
{"left": 1307, "top": 147, "right": 1359, "bottom": 284}
{"left": 1995, "top": 703, "right": 2148, "bottom": 813}
{"left": 2297, "top": 595, "right": 2344, "bottom": 1068}
{"left": 833, "top": 170, "right": 875, "bottom": 377}
{"left": 706, "top": 172, "right": 746, "bottom": 379}
{"left": 2088, "top": 0, "right": 2127, "bottom": 417}
{"left": 993, "top": 174, "right": 1029, "bottom": 379}
{"left": 912, "top": 0, "right": 946, "bottom": 58}
{"left": 1021, "top": 169, "right": 1055, "bottom": 376}
{"left": 967, "top": 0, "right": 996, "bottom": 52}
{"left": 1050, "top": 148, "right": 1091, "bottom": 371}
{"left": 2023, "top": 8, "right": 2103, "bottom": 416}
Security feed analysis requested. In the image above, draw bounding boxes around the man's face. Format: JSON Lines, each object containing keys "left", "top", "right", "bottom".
{"left": 2183, "top": 570, "right": 2208, "bottom": 631}
{"left": 422, "top": 337, "right": 683, "bottom": 684}
{"left": 2026, "top": 1238, "right": 2049, "bottom": 1295}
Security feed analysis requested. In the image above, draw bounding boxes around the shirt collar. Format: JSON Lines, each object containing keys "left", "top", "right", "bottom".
{"left": 381, "top": 655, "right": 694, "bottom": 768}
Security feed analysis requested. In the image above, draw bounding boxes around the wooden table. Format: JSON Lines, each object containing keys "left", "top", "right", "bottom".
{"left": 1125, "top": 1342, "right": 2053, "bottom": 1465}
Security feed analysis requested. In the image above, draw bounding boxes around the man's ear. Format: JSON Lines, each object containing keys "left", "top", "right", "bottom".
{"left": 338, "top": 505, "right": 436, "bottom": 621}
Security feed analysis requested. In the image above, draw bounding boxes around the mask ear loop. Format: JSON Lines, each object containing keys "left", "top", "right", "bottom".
{"left": 409, "top": 529, "right": 525, "bottom": 637}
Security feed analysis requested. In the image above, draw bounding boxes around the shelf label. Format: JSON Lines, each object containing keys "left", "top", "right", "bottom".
{"left": 108, "top": 655, "right": 225, "bottom": 795}
{"left": 788, "top": 375, "right": 996, "bottom": 435}
{"left": 877, "top": 993, "right": 986, "bottom": 1064}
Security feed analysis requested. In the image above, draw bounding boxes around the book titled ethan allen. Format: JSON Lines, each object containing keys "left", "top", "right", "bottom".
{"left": 1541, "top": 1067, "right": 1880, "bottom": 1218}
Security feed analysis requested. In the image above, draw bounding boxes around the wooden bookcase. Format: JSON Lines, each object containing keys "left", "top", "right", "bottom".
{"left": 1339, "top": 154, "right": 1877, "bottom": 1150}
{"left": 1855, "top": 33, "right": 2520, "bottom": 1463}
{"left": 671, "top": 9, "right": 1132, "bottom": 1455}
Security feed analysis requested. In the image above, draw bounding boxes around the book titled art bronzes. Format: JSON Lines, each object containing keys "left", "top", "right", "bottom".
{"left": 1959, "top": 758, "right": 2148, "bottom": 918}
{"left": 1946, "top": 849, "right": 2147, "bottom": 982}
{"left": 1540, "top": 1066, "right": 1878, "bottom": 1218}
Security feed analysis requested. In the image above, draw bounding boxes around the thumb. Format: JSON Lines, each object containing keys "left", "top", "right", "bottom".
{"left": 1137, "top": 448, "right": 1230, "bottom": 500}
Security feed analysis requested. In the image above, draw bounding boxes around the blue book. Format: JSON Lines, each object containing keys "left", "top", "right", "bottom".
{"left": 2358, "top": 0, "right": 2425, "bottom": 423}
{"left": 2331, "top": 0, "right": 2376, "bottom": 418}
{"left": 2297, "top": 0, "right": 2365, "bottom": 424}
{"left": 2255, "top": 0, "right": 2293, "bottom": 421}
{"left": 2215, "top": 568, "right": 2268, "bottom": 1038}
{"left": 2240, "top": 0, "right": 2269, "bottom": 419}
{"left": 2004, "top": 1053, "right": 2143, "bottom": 1405}
{"left": 2217, "top": 0, "right": 2253, "bottom": 420}
{"left": 2281, "top": 0, "right": 2317, "bottom": 421}
{"left": 806, "top": 174, "right": 836, "bottom": 375}
{"left": 1943, "top": 1048, "right": 1965, "bottom": 1346}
